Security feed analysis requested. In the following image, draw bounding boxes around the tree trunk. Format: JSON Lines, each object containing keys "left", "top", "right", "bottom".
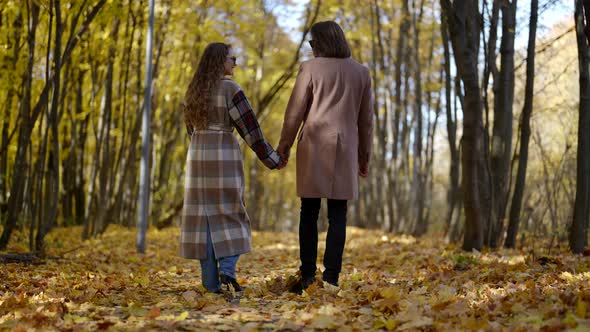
{"left": 441, "top": 11, "right": 460, "bottom": 239}
{"left": 61, "top": 58, "right": 75, "bottom": 225}
{"left": 412, "top": 0, "right": 430, "bottom": 236}
{"left": 36, "top": 0, "right": 63, "bottom": 254}
{"left": 0, "top": 3, "right": 39, "bottom": 251}
{"left": 411, "top": 0, "right": 425, "bottom": 236}
{"left": 122, "top": 0, "right": 146, "bottom": 228}
{"left": 489, "top": 0, "right": 517, "bottom": 248}
{"left": 441, "top": 0, "right": 485, "bottom": 251}
{"left": 94, "top": 18, "right": 120, "bottom": 235}
{"left": 389, "top": 0, "right": 409, "bottom": 233}
{"left": 83, "top": 58, "right": 104, "bottom": 238}
{"left": 110, "top": 0, "right": 139, "bottom": 224}
{"left": 480, "top": 0, "right": 499, "bottom": 248}
{"left": 397, "top": 38, "right": 412, "bottom": 233}
{"left": 74, "top": 69, "right": 88, "bottom": 226}
{"left": 137, "top": 0, "right": 156, "bottom": 253}
{"left": 0, "top": 9, "right": 23, "bottom": 206}
{"left": 31, "top": 1, "right": 56, "bottom": 251}
{"left": 370, "top": 0, "right": 387, "bottom": 228}
{"left": 570, "top": 0, "right": 590, "bottom": 254}
{"left": 482, "top": 0, "right": 499, "bottom": 125}
{"left": 505, "top": 0, "right": 537, "bottom": 249}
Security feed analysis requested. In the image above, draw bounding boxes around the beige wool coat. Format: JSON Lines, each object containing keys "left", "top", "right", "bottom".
{"left": 278, "top": 57, "right": 374, "bottom": 200}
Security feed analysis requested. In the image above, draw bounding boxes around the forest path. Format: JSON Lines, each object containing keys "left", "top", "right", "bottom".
{"left": 1, "top": 225, "right": 589, "bottom": 331}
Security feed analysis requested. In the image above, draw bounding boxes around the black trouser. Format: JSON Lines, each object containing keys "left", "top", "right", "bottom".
{"left": 299, "top": 197, "right": 348, "bottom": 285}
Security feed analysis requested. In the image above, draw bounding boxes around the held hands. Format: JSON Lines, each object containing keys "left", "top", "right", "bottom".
{"left": 276, "top": 155, "right": 288, "bottom": 170}
{"left": 276, "top": 142, "right": 290, "bottom": 170}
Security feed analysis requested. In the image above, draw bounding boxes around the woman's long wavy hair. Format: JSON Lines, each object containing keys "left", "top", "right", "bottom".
{"left": 184, "top": 43, "right": 230, "bottom": 130}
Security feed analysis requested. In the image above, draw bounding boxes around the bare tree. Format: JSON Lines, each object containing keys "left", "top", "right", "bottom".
{"left": 505, "top": 0, "right": 537, "bottom": 249}
{"left": 570, "top": 0, "right": 590, "bottom": 254}
{"left": 489, "top": 0, "right": 517, "bottom": 247}
{"left": 137, "top": 0, "right": 155, "bottom": 254}
{"left": 441, "top": 0, "right": 486, "bottom": 251}
{"left": 35, "top": 0, "right": 63, "bottom": 253}
{"left": 441, "top": 10, "right": 461, "bottom": 241}
{"left": 411, "top": 0, "right": 427, "bottom": 236}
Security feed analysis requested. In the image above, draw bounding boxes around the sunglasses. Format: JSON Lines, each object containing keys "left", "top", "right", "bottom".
{"left": 308, "top": 40, "right": 314, "bottom": 48}
{"left": 228, "top": 56, "right": 237, "bottom": 65}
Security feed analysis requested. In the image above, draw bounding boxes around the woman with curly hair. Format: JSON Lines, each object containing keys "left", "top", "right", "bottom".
{"left": 180, "top": 42, "right": 282, "bottom": 293}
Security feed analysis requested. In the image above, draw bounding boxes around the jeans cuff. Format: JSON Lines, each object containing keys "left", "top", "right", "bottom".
{"left": 203, "top": 283, "right": 221, "bottom": 293}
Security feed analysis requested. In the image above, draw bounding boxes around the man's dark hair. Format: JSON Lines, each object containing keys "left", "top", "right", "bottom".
{"left": 310, "top": 21, "right": 351, "bottom": 58}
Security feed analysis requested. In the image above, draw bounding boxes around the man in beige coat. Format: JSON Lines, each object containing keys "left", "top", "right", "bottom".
{"left": 277, "top": 21, "right": 373, "bottom": 293}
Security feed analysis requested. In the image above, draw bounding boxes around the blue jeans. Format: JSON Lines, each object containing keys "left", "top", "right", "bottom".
{"left": 199, "top": 223, "right": 240, "bottom": 292}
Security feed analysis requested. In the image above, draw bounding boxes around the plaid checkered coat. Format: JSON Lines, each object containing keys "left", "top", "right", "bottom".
{"left": 180, "top": 79, "right": 281, "bottom": 260}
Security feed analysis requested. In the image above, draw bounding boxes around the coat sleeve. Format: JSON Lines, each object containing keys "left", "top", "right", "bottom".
{"left": 228, "top": 90, "right": 281, "bottom": 170}
{"left": 358, "top": 67, "right": 374, "bottom": 167}
{"left": 278, "top": 62, "right": 313, "bottom": 153}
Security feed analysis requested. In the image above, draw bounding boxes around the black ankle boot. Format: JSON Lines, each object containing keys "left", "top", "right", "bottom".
{"left": 322, "top": 278, "right": 339, "bottom": 287}
{"left": 220, "top": 274, "right": 243, "bottom": 292}
{"left": 288, "top": 277, "right": 315, "bottom": 295}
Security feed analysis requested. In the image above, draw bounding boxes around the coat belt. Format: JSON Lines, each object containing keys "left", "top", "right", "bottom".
{"left": 194, "top": 125, "right": 233, "bottom": 133}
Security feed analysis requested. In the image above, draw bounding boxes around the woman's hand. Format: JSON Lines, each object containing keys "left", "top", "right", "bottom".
{"left": 359, "top": 163, "right": 369, "bottom": 177}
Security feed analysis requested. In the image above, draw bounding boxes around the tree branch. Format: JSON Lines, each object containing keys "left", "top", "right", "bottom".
{"left": 30, "top": 0, "right": 107, "bottom": 125}
{"left": 256, "top": 0, "right": 322, "bottom": 116}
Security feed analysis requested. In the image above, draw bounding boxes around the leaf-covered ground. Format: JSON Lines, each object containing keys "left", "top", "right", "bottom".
{"left": 1, "top": 226, "right": 590, "bottom": 331}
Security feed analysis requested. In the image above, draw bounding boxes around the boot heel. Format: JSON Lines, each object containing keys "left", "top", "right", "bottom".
{"left": 220, "top": 274, "right": 243, "bottom": 292}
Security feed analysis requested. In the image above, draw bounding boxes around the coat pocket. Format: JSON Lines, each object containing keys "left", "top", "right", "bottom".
{"left": 296, "top": 130, "right": 340, "bottom": 197}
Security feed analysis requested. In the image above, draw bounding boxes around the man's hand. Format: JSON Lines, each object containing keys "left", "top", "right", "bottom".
{"left": 359, "top": 163, "right": 369, "bottom": 177}
{"left": 275, "top": 142, "right": 290, "bottom": 170}
{"left": 277, "top": 143, "right": 290, "bottom": 164}
{"left": 277, "top": 142, "right": 290, "bottom": 160}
